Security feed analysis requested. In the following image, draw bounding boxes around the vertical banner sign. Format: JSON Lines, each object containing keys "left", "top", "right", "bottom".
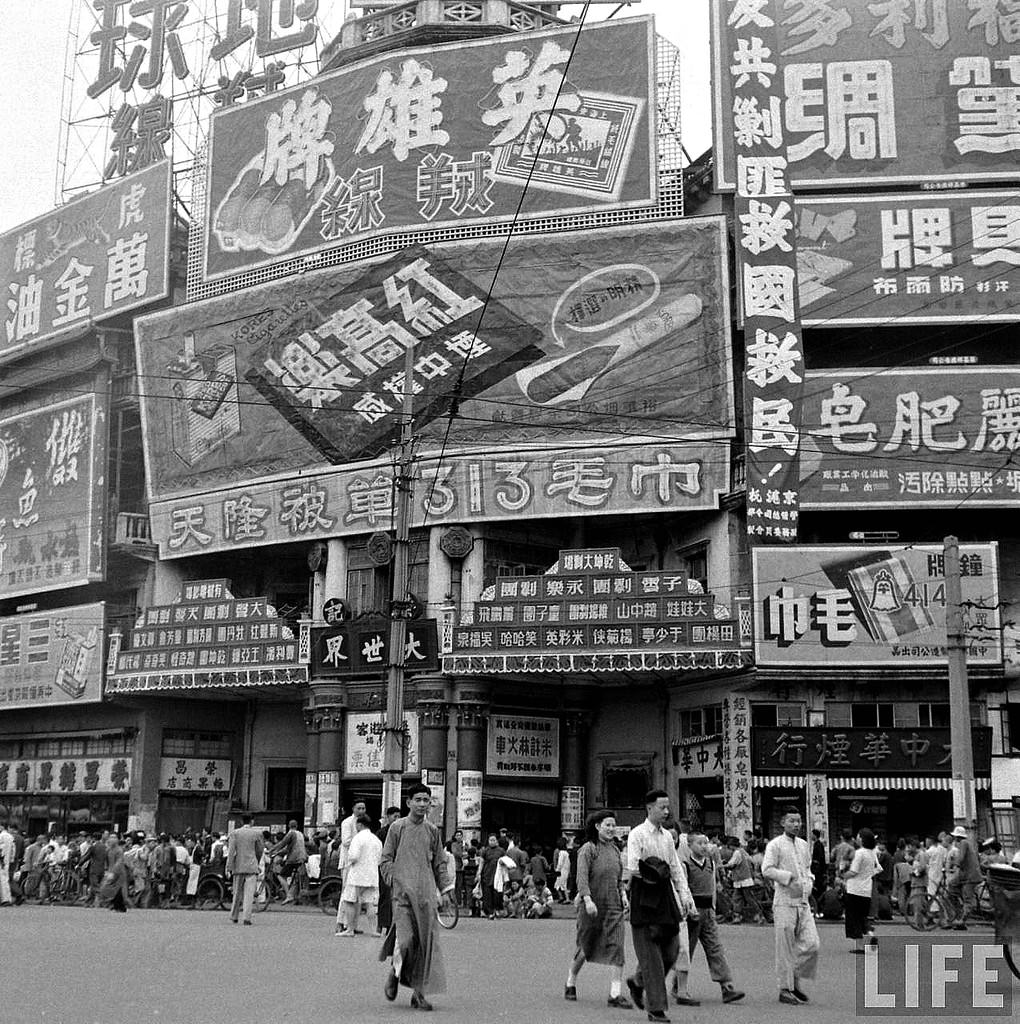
{"left": 805, "top": 773, "right": 829, "bottom": 854}
{"left": 723, "top": 1, "right": 806, "bottom": 543}
{"left": 457, "top": 770, "right": 482, "bottom": 830}
{"left": 722, "top": 694, "right": 754, "bottom": 838}
{"left": 423, "top": 768, "right": 446, "bottom": 830}
{"left": 304, "top": 771, "right": 317, "bottom": 829}
{"left": 561, "top": 786, "right": 585, "bottom": 832}
{"left": 317, "top": 770, "right": 340, "bottom": 826}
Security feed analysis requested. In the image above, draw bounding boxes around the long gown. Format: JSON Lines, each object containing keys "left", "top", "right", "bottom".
{"left": 379, "top": 816, "right": 451, "bottom": 994}
{"left": 574, "top": 838, "right": 625, "bottom": 965}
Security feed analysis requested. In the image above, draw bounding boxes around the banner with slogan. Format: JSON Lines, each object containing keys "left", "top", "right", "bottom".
{"left": 752, "top": 543, "right": 1002, "bottom": 668}
{"left": 202, "top": 16, "right": 658, "bottom": 281}
{"left": 0, "top": 161, "right": 171, "bottom": 361}
{"left": 0, "top": 602, "right": 105, "bottom": 711}
{"left": 801, "top": 367, "right": 1020, "bottom": 508}
{"left": 719, "top": 1, "right": 806, "bottom": 542}
{"left": 135, "top": 219, "right": 733, "bottom": 546}
{"left": 795, "top": 193, "right": 1020, "bottom": 326}
{"left": 711, "top": 0, "right": 1020, "bottom": 191}
{"left": 0, "top": 387, "right": 108, "bottom": 599}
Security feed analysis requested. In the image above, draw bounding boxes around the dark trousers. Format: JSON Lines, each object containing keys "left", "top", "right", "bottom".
{"left": 630, "top": 924, "right": 680, "bottom": 1015}
{"left": 686, "top": 908, "right": 733, "bottom": 983}
{"left": 378, "top": 878, "right": 393, "bottom": 932}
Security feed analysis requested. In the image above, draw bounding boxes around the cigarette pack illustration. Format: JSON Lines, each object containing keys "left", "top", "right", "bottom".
{"left": 168, "top": 341, "right": 242, "bottom": 466}
{"left": 54, "top": 625, "right": 98, "bottom": 699}
{"left": 821, "top": 550, "right": 934, "bottom": 642}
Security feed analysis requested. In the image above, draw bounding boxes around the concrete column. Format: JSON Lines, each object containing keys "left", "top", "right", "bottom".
{"left": 427, "top": 527, "right": 448, "bottom": 620}
{"left": 151, "top": 559, "right": 186, "bottom": 605}
{"left": 453, "top": 684, "right": 489, "bottom": 844}
{"left": 562, "top": 710, "right": 591, "bottom": 788}
{"left": 303, "top": 697, "right": 319, "bottom": 829}
{"left": 324, "top": 538, "right": 349, "bottom": 604}
{"left": 416, "top": 675, "right": 450, "bottom": 772}
{"left": 460, "top": 527, "right": 485, "bottom": 623}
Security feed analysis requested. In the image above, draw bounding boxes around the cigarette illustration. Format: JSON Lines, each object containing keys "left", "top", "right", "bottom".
{"left": 821, "top": 551, "right": 934, "bottom": 642}
{"left": 516, "top": 294, "right": 703, "bottom": 406}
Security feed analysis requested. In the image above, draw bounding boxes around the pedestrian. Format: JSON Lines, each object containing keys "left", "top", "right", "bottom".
{"left": 379, "top": 782, "right": 456, "bottom": 1012}
{"left": 979, "top": 838, "right": 1008, "bottom": 868}
{"left": 270, "top": 819, "right": 307, "bottom": 904}
{"left": 529, "top": 844, "right": 550, "bottom": 891}
{"left": 625, "top": 789, "right": 696, "bottom": 1024}
{"left": 84, "top": 833, "right": 107, "bottom": 905}
{"left": 762, "top": 807, "right": 820, "bottom": 1006}
{"left": 376, "top": 806, "right": 401, "bottom": 933}
{"left": 830, "top": 830, "right": 854, "bottom": 877}
{"left": 480, "top": 833, "right": 503, "bottom": 919}
{"left": 723, "top": 837, "right": 758, "bottom": 923}
{"left": 0, "top": 821, "right": 14, "bottom": 906}
{"left": 842, "top": 827, "right": 880, "bottom": 954}
{"left": 100, "top": 835, "right": 129, "bottom": 912}
{"left": 946, "top": 825, "right": 982, "bottom": 925}
{"left": 338, "top": 813, "right": 382, "bottom": 937}
{"left": 553, "top": 836, "right": 570, "bottom": 904}
{"left": 226, "top": 813, "right": 264, "bottom": 926}
{"left": 448, "top": 829, "right": 465, "bottom": 905}
{"left": 810, "top": 829, "right": 827, "bottom": 909}
{"left": 564, "top": 810, "right": 633, "bottom": 1009}
{"left": 340, "top": 800, "right": 367, "bottom": 879}
{"left": 673, "top": 833, "right": 745, "bottom": 1006}
{"left": 524, "top": 876, "right": 554, "bottom": 918}
{"left": 463, "top": 840, "right": 479, "bottom": 915}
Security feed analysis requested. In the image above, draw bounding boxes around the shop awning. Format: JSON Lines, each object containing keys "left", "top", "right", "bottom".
{"left": 482, "top": 779, "right": 559, "bottom": 806}
{"left": 753, "top": 774, "right": 990, "bottom": 791}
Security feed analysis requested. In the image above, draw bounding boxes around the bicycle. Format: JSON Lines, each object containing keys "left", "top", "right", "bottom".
{"left": 46, "top": 864, "right": 84, "bottom": 905}
{"left": 909, "top": 877, "right": 995, "bottom": 931}
{"left": 436, "top": 889, "right": 459, "bottom": 930}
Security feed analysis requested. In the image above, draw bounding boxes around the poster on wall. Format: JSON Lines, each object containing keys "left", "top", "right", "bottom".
{"left": 485, "top": 714, "right": 560, "bottom": 779}
{"left": 753, "top": 544, "right": 1002, "bottom": 667}
{"left": 345, "top": 711, "right": 420, "bottom": 776}
{"left": 457, "top": 770, "right": 482, "bottom": 829}
{"left": 0, "top": 390, "right": 108, "bottom": 600}
{"left": 711, "top": 1, "right": 1020, "bottom": 190}
{"left": 202, "top": 18, "right": 657, "bottom": 281}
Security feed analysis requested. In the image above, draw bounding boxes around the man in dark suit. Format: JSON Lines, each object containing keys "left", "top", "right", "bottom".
{"left": 226, "top": 813, "right": 265, "bottom": 925}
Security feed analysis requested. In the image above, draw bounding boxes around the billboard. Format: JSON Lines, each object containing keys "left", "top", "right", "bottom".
{"left": 0, "top": 602, "right": 105, "bottom": 711}
{"left": 752, "top": 544, "right": 1001, "bottom": 668}
{"left": 796, "top": 194, "right": 1020, "bottom": 326}
{"left": 0, "top": 161, "right": 171, "bottom": 361}
{"left": 486, "top": 714, "right": 560, "bottom": 779}
{"left": 0, "top": 389, "right": 108, "bottom": 599}
{"left": 311, "top": 620, "right": 439, "bottom": 677}
{"left": 711, "top": 0, "right": 1020, "bottom": 190}
{"left": 801, "top": 368, "right": 1020, "bottom": 508}
{"left": 202, "top": 17, "right": 657, "bottom": 281}
{"left": 136, "top": 219, "right": 733, "bottom": 549}
{"left": 345, "top": 712, "right": 419, "bottom": 776}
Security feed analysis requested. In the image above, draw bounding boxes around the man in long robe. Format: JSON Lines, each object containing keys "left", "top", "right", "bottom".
{"left": 379, "top": 783, "right": 454, "bottom": 1011}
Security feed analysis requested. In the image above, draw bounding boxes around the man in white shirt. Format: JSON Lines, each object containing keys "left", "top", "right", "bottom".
{"left": 337, "top": 813, "right": 383, "bottom": 937}
{"left": 762, "top": 808, "right": 820, "bottom": 1006}
{"left": 339, "top": 800, "right": 367, "bottom": 878}
{"left": 926, "top": 831, "right": 951, "bottom": 896}
{"left": 624, "top": 789, "right": 696, "bottom": 1023}
{"left": 0, "top": 821, "right": 15, "bottom": 905}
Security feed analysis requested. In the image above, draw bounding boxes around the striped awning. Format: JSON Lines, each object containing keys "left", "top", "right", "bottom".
{"left": 752, "top": 775, "right": 990, "bottom": 791}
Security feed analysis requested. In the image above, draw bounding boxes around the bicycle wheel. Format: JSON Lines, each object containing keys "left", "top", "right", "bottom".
{"left": 253, "top": 878, "right": 272, "bottom": 912}
{"left": 436, "top": 894, "right": 459, "bottom": 930}
{"left": 1004, "top": 942, "right": 1020, "bottom": 982}
{"left": 318, "top": 878, "right": 342, "bottom": 916}
{"left": 196, "top": 876, "right": 225, "bottom": 910}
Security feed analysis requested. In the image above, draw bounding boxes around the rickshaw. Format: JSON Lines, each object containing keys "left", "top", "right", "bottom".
{"left": 987, "top": 863, "right": 1020, "bottom": 980}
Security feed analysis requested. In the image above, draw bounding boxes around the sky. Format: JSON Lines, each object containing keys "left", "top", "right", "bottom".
{"left": 0, "top": 0, "right": 711, "bottom": 234}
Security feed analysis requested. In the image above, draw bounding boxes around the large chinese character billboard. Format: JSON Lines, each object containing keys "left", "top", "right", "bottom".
{"left": 711, "top": 0, "right": 1020, "bottom": 191}
{"left": 0, "top": 161, "right": 171, "bottom": 361}
{"left": 0, "top": 603, "right": 105, "bottom": 711}
{"left": 801, "top": 368, "right": 1020, "bottom": 507}
{"left": 201, "top": 17, "right": 657, "bottom": 281}
{"left": 752, "top": 544, "right": 1001, "bottom": 667}
{"left": 136, "top": 219, "right": 734, "bottom": 556}
{"left": 0, "top": 388, "right": 108, "bottom": 599}
{"left": 796, "top": 193, "right": 1020, "bottom": 325}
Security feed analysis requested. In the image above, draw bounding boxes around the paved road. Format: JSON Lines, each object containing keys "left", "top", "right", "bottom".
{"left": 3, "top": 904, "right": 1013, "bottom": 1024}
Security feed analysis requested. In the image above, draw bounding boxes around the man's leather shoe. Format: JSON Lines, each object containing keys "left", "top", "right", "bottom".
{"left": 722, "top": 988, "right": 745, "bottom": 1003}
{"left": 411, "top": 992, "right": 433, "bottom": 1011}
{"left": 791, "top": 987, "right": 809, "bottom": 1003}
{"left": 384, "top": 971, "right": 398, "bottom": 1001}
{"left": 607, "top": 995, "right": 633, "bottom": 1008}
{"left": 647, "top": 1012, "right": 671, "bottom": 1023}
{"left": 564, "top": 985, "right": 577, "bottom": 1001}
{"left": 778, "top": 989, "right": 800, "bottom": 1005}
{"left": 674, "top": 995, "right": 700, "bottom": 1006}
{"left": 626, "top": 978, "right": 644, "bottom": 1009}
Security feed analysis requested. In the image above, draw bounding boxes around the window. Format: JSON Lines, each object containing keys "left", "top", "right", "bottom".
{"left": 605, "top": 766, "right": 649, "bottom": 808}
{"left": 1001, "top": 705, "right": 1020, "bottom": 754}
{"left": 992, "top": 806, "right": 1018, "bottom": 857}
{"left": 265, "top": 766, "right": 304, "bottom": 811}
{"left": 347, "top": 531, "right": 429, "bottom": 616}
{"left": 162, "top": 730, "right": 231, "bottom": 758}
{"left": 850, "top": 703, "right": 895, "bottom": 728}
{"left": 678, "top": 544, "right": 709, "bottom": 592}
{"left": 751, "top": 703, "right": 804, "bottom": 727}
{"left": 678, "top": 705, "right": 723, "bottom": 739}
{"left": 920, "top": 703, "right": 951, "bottom": 728}
{"left": 483, "top": 540, "right": 557, "bottom": 588}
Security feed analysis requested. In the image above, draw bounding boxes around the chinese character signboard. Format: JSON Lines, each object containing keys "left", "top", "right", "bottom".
{"left": 675, "top": 738, "right": 725, "bottom": 781}
{"left": 801, "top": 368, "right": 1020, "bottom": 507}
{"left": 0, "top": 756, "right": 130, "bottom": 796}
{"left": 0, "top": 603, "right": 105, "bottom": 710}
{"left": 719, "top": 0, "right": 807, "bottom": 542}
{"left": 796, "top": 194, "right": 1020, "bottom": 325}
{"left": 0, "top": 161, "right": 171, "bottom": 361}
{"left": 804, "top": 773, "right": 828, "bottom": 851}
{"left": 711, "top": 0, "right": 1020, "bottom": 190}
{"left": 753, "top": 544, "right": 1001, "bottom": 667}
{"left": 310, "top": 620, "right": 439, "bottom": 677}
{"left": 136, "top": 219, "right": 734, "bottom": 555}
{"left": 445, "top": 547, "right": 751, "bottom": 676}
{"left": 345, "top": 711, "right": 419, "bottom": 776}
{"left": 202, "top": 17, "right": 657, "bottom": 281}
{"left": 754, "top": 727, "right": 993, "bottom": 775}
{"left": 722, "top": 694, "right": 754, "bottom": 838}
{"left": 0, "top": 391, "right": 108, "bottom": 599}
{"left": 486, "top": 714, "right": 559, "bottom": 778}
{"left": 561, "top": 785, "right": 585, "bottom": 831}
{"left": 457, "top": 770, "right": 482, "bottom": 829}
{"left": 158, "top": 757, "right": 231, "bottom": 794}
{"left": 106, "top": 578, "right": 307, "bottom": 692}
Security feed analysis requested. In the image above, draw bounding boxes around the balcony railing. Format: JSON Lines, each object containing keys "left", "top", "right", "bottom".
{"left": 113, "top": 512, "right": 152, "bottom": 547}
{"left": 322, "top": 1, "right": 564, "bottom": 69}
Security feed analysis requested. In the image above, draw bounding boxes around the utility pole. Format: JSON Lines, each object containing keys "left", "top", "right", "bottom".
{"left": 381, "top": 344, "right": 416, "bottom": 815}
{"left": 944, "top": 535, "right": 976, "bottom": 832}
